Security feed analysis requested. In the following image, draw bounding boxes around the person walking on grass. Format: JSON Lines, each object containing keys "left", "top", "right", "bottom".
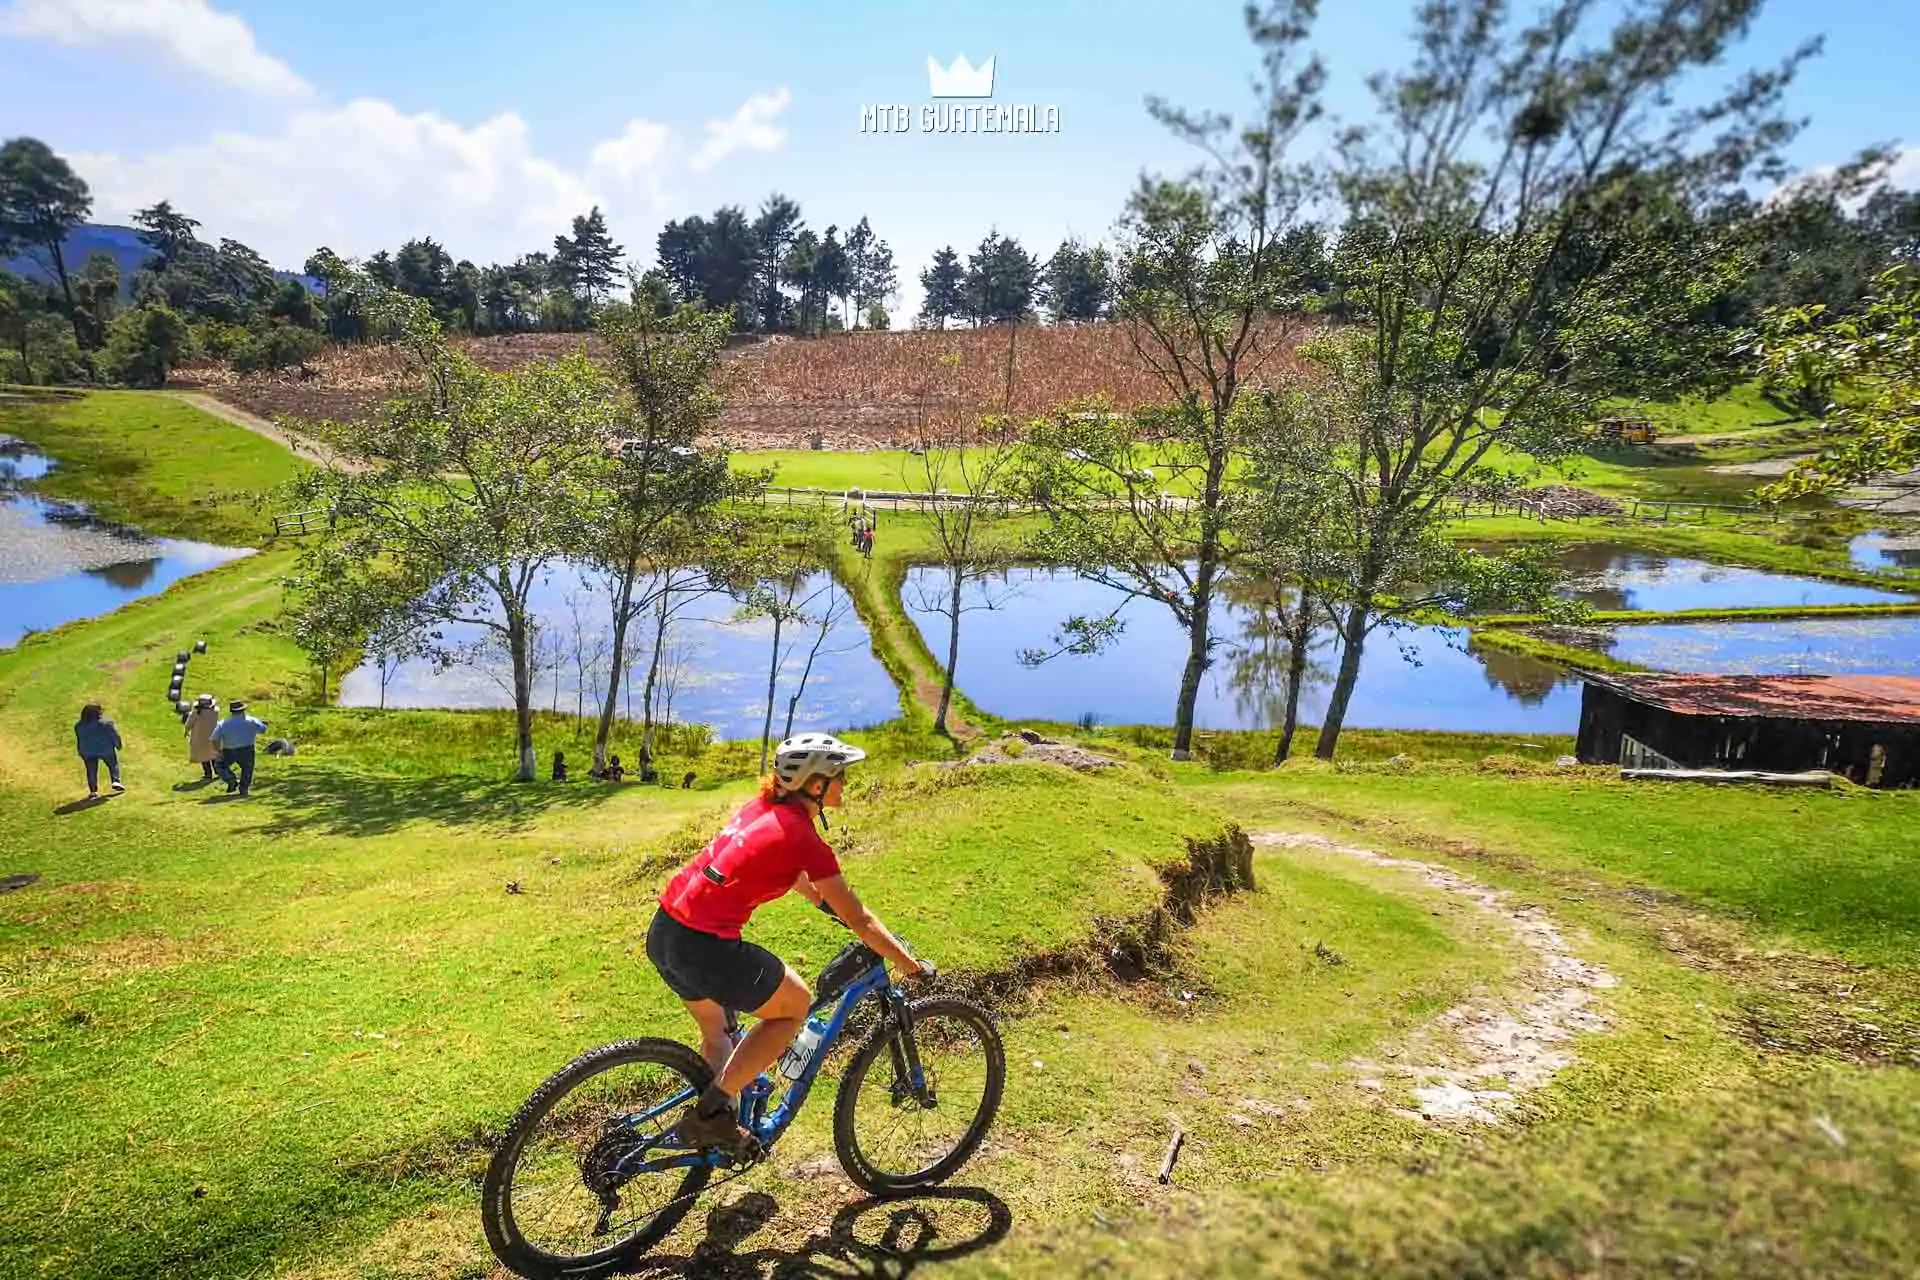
{"left": 73, "top": 703, "right": 125, "bottom": 798}
{"left": 212, "top": 699, "right": 269, "bottom": 797}
{"left": 185, "top": 693, "right": 221, "bottom": 782}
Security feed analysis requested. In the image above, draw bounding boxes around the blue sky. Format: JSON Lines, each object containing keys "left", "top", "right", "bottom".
{"left": 2, "top": 0, "right": 1914, "bottom": 320}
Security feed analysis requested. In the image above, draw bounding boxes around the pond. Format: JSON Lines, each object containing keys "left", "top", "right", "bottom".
{"left": 1850, "top": 531, "right": 1920, "bottom": 574}
{"left": 0, "top": 439, "right": 256, "bottom": 649}
{"left": 1544, "top": 617, "right": 1920, "bottom": 676}
{"left": 1469, "top": 540, "right": 1915, "bottom": 610}
{"left": 902, "top": 565, "right": 1586, "bottom": 735}
{"left": 336, "top": 565, "right": 900, "bottom": 740}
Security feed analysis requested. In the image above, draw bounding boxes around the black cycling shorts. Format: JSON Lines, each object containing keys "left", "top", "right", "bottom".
{"left": 645, "top": 907, "right": 785, "bottom": 1013}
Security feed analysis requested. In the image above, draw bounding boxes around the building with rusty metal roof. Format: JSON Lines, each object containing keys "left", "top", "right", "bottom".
{"left": 1575, "top": 673, "right": 1920, "bottom": 788}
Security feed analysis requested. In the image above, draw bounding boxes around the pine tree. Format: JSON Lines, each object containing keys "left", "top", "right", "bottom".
{"left": 918, "top": 246, "right": 965, "bottom": 328}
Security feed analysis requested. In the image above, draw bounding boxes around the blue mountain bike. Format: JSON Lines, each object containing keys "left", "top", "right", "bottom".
{"left": 481, "top": 934, "right": 1005, "bottom": 1280}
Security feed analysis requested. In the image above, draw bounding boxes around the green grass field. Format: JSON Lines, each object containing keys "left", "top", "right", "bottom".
{"left": 4, "top": 391, "right": 1919, "bottom": 1278}
{"left": 0, "top": 390, "right": 310, "bottom": 543}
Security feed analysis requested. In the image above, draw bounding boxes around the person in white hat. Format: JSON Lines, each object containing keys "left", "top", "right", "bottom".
{"left": 185, "top": 694, "right": 221, "bottom": 783}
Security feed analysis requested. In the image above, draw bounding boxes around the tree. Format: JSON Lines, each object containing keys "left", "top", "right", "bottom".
{"left": 1758, "top": 266, "right": 1920, "bottom": 497}
{"left": 784, "top": 229, "right": 828, "bottom": 333}
{"left": 581, "top": 300, "right": 755, "bottom": 771}
{"left": 1020, "top": 0, "right": 1325, "bottom": 760}
{"left": 918, "top": 247, "right": 965, "bottom": 327}
{"left": 132, "top": 201, "right": 202, "bottom": 272}
{"left": 656, "top": 216, "right": 709, "bottom": 304}
{"left": 963, "top": 231, "right": 1039, "bottom": 325}
{"left": 1042, "top": 238, "right": 1112, "bottom": 323}
{"left": 553, "top": 206, "right": 625, "bottom": 312}
{"left": 305, "top": 248, "right": 363, "bottom": 342}
{"left": 698, "top": 206, "right": 759, "bottom": 323}
{"left": 285, "top": 278, "right": 622, "bottom": 780}
{"left": 232, "top": 321, "right": 323, "bottom": 375}
{"left": 751, "top": 195, "right": 805, "bottom": 330}
{"left": 845, "top": 216, "right": 897, "bottom": 329}
{"left": 0, "top": 137, "right": 93, "bottom": 346}
{"left": 215, "top": 239, "right": 276, "bottom": 310}
{"left": 99, "top": 304, "right": 188, "bottom": 387}
{"left": 1291, "top": 0, "right": 1810, "bottom": 758}
{"left": 744, "top": 522, "right": 840, "bottom": 772}
{"left": 816, "top": 225, "right": 853, "bottom": 329}
{"left": 72, "top": 252, "right": 119, "bottom": 351}
{"left": 907, "top": 334, "right": 1025, "bottom": 735}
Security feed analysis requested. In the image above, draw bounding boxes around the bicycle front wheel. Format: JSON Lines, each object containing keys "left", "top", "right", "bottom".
{"left": 832, "top": 995, "right": 1005, "bottom": 1196}
{"left": 481, "top": 1038, "right": 713, "bottom": 1280}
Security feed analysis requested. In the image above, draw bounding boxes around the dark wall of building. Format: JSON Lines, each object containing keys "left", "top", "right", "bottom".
{"left": 1576, "top": 684, "right": 1919, "bottom": 787}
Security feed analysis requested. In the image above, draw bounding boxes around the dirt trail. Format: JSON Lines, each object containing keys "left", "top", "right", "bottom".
{"left": 1252, "top": 830, "right": 1617, "bottom": 1124}
{"left": 165, "top": 391, "right": 359, "bottom": 471}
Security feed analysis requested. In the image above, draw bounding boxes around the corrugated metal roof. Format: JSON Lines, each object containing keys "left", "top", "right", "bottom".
{"left": 1580, "top": 673, "right": 1920, "bottom": 725}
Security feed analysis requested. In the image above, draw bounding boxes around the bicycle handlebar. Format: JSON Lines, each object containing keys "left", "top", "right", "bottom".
{"left": 815, "top": 901, "right": 934, "bottom": 983}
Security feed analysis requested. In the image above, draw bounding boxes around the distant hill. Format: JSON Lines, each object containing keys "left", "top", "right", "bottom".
{"left": 2, "top": 223, "right": 317, "bottom": 299}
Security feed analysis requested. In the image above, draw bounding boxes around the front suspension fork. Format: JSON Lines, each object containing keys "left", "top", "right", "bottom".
{"left": 883, "top": 987, "right": 933, "bottom": 1106}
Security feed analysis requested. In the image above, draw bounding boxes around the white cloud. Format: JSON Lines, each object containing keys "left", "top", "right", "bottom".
{"left": 691, "top": 87, "right": 791, "bottom": 172}
{"left": 1887, "top": 145, "right": 1920, "bottom": 189}
{"left": 589, "top": 118, "right": 672, "bottom": 208}
{"left": 71, "top": 100, "right": 683, "bottom": 269}
{"left": 1, "top": 0, "right": 308, "bottom": 98}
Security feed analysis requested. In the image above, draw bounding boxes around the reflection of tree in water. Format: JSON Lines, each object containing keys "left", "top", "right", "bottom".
{"left": 1464, "top": 634, "right": 1572, "bottom": 705}
{"left": 85, "top": 558, "right": 161, "bottom": 591}
{"left": 1217, "top": 576, "right": 1334, "bottom": 730}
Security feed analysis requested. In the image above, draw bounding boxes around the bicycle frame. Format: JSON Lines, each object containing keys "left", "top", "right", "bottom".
{"left": 608, "top": 958, "right": 923, "bottom": 1177}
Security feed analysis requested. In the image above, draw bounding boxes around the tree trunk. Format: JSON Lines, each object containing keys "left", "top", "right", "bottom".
{"left": 759, "top": 607, "right": 784, "bottom": 774}
{"left": 1170, "top": 548, "right": 1221, "bottom": 762}
{"left": 46, "top": 238, "right": 78, "bottom": 346}
{"left": 639, "top": 585, "right": 670, "bottom": 770}
{"left": 594, "top": 568, "right": 637, "bottom": 771}
{"left": 507, "top": 609, "right": 537, "bottom": 781}
{"left": 1273, "top": 591, "right": 1315, "bottom": 766}
{"left": 935, "top": 571, "right": 963, "bottom": 735}
{"left": 1315, "top": 600, "right": 1371, "bottom": 762}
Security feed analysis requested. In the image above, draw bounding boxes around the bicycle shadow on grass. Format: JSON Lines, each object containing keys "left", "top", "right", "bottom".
{"left": 628, "top": 1186, "right": 1013, "bottom": 1279}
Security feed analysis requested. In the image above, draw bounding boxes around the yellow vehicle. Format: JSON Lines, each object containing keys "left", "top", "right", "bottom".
{"left": 1592, "top": 415, "right": 1656, "bottom": 447}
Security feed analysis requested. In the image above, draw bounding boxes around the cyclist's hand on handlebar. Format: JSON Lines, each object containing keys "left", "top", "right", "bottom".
{"left": 908, "top": 958, "right": 937, "bottom": 985}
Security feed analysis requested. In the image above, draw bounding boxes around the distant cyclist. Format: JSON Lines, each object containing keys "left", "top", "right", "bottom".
{"left": 647, "top": 732, "right": 933, "bottom": 1150}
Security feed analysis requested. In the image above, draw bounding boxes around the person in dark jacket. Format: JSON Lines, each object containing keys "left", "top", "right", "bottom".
{"left": 73, "top": 703, "right": 125, "bottom": 797}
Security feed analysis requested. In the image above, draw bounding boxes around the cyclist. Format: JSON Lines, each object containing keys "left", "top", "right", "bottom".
{"left": 647, "top": 732, "right": 932, "bottom": 1150}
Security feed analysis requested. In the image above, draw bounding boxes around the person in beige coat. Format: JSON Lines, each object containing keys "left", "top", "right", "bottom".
{"left": 186, "top": 693, "right": 221, "bottom": 781}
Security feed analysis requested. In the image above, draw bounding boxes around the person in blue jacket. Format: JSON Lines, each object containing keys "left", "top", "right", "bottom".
{"left": 212, "top": 699, "right": 270, "bottom": 797}
{"left": 73, "top": 703, "right": 125, "bottom": 797}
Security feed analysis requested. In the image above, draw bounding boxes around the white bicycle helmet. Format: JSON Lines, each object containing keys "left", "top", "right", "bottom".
{"left": 772, "top": 732, "right": 866, "bottom": 791}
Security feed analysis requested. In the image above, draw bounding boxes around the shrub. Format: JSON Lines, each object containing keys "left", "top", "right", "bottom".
{"left": 99, "top": 305, "right": 188, "bottom": 388}
{"left": 232, "top": 321, "right": 324, "bottom": 375}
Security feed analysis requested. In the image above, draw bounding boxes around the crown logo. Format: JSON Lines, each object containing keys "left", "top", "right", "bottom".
{"left": 927, "top": 54, "right": 995, "bottom": 98}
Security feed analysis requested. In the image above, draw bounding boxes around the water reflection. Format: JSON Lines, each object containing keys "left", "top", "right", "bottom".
{"left": 85, "top": 559, "right": 162, "bottom": 590}
{"left": 336, "top": 564, "right": 899, "bottom": 740}
{"left": 904, "top": 564, "right": 1585, "bottom": 734}
{"left": 0, "top": 438, "right": 255, "bottom": 648}
{"left": 1851, "top": 531, "right": 1920, "bottom": 573}
{"left": 1468, "top": 540, "right": 1915, "bottom": 610}
{"left": 1545, "top": 617, "right": 1920, "bottom": 675}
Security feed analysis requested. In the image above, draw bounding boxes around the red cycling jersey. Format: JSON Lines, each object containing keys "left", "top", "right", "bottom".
{"left": 659, "top": 796, "right": 842, "bottom": 940}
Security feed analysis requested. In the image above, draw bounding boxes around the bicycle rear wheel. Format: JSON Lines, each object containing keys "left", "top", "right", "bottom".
{"left": 481, "top": 1038, "right": 713, "bottom": 1279}
{"left": 832, "top": 995, "right": 1005, "bottom": 1196}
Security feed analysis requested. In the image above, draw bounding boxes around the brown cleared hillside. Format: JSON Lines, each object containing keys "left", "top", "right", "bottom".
{"left": 178, "top": 321, "right": 1314, "bottom": 449}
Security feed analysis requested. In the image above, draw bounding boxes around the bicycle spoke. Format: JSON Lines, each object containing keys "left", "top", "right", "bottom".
{"left": 848, "top": 1008, "right": 993, "bottom": 1181}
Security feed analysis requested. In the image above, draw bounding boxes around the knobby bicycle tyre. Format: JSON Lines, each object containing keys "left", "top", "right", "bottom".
{"left": 481, "top": 1037, "right": 714, "bottom": 1280}
{"left": 831, "top": 995, "right": 1005, "bottom": 1196}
